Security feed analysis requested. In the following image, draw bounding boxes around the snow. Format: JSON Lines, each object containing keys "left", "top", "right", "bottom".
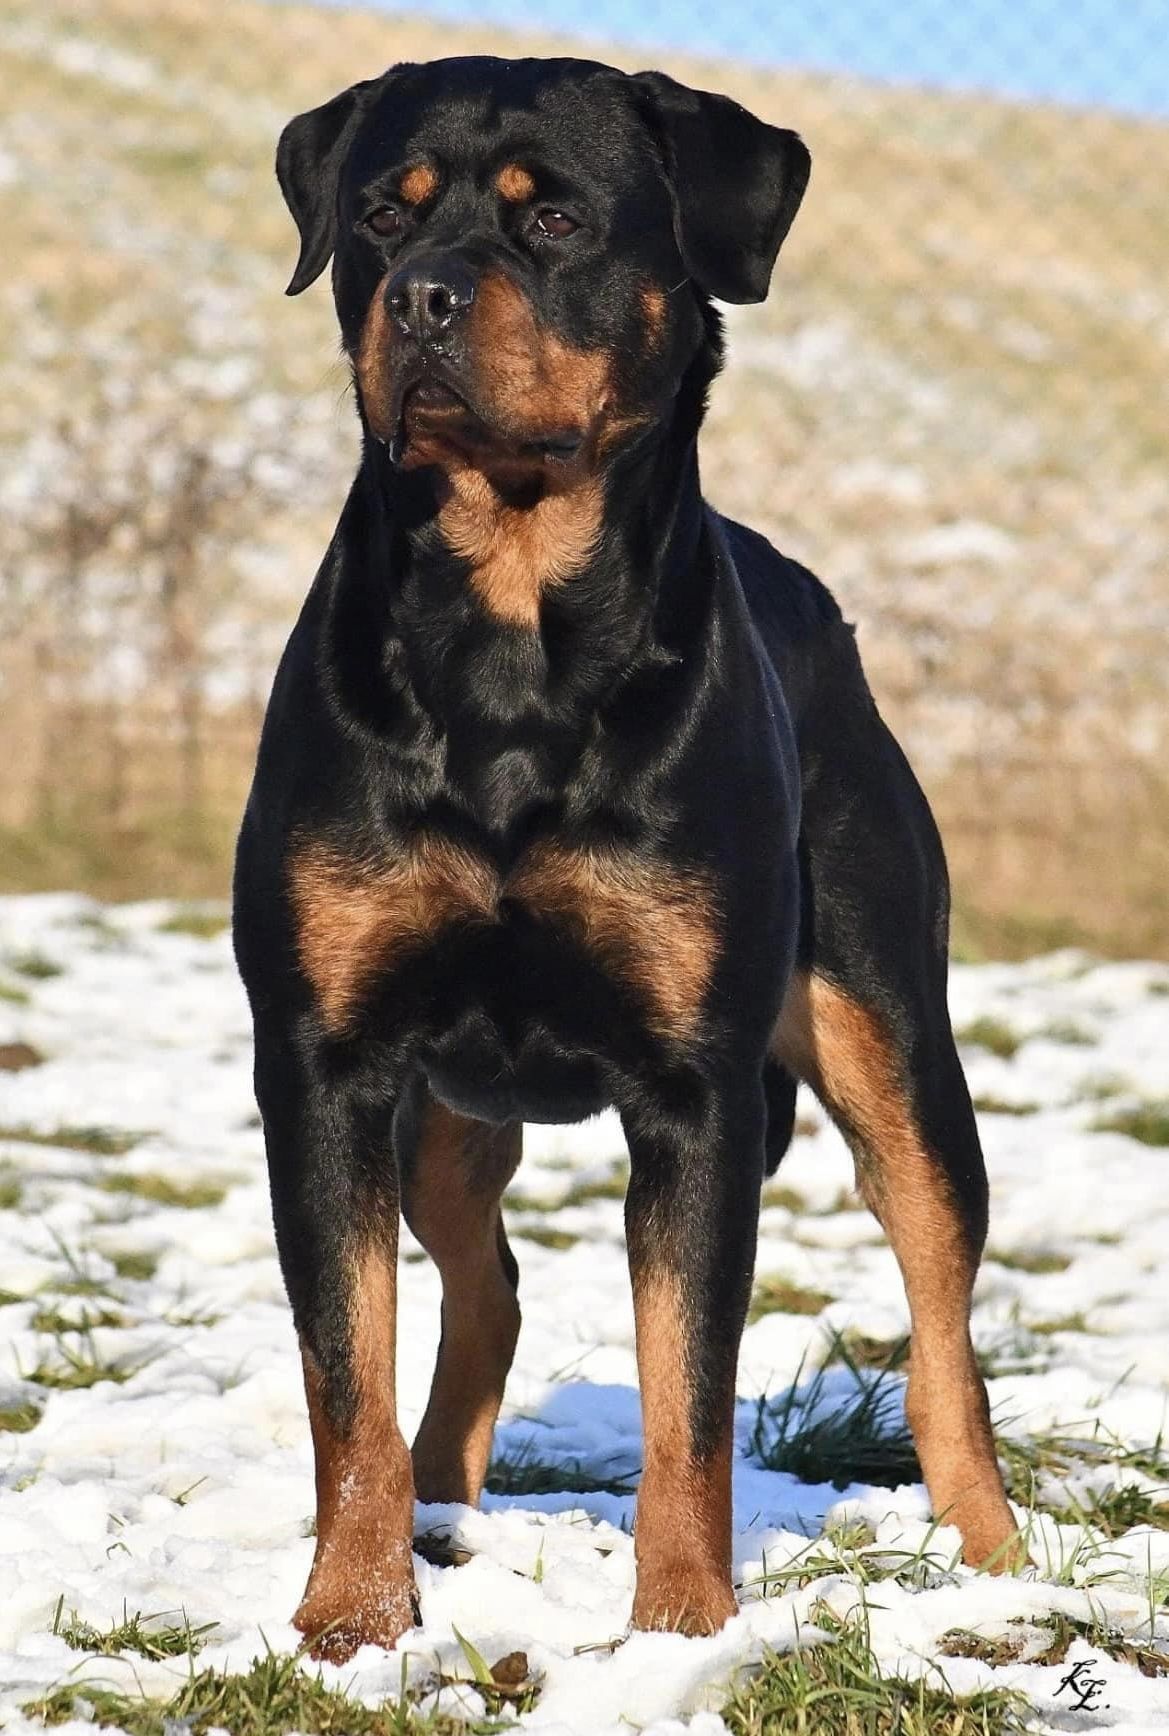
{"left": 1, "top": 895, "right": 1167, "bottom": 1732}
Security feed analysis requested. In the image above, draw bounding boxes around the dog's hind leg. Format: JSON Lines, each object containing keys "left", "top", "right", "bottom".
{"left": 773, "top": 709, "right": 1020, "bottom": 1568}
{"left": 398, "top": 1089, "right": 522, "bottom": 1507}
{"left": 774, "top": 965, "right": 1019, "bottom": 1566}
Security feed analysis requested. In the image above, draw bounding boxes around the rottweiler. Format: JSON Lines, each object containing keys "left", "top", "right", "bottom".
{"left": 233, "top": 54, "right": 1019, "bottom": 1661}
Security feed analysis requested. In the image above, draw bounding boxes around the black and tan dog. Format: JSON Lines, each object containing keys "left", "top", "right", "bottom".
{"left": 233, "top": 54, "right": 1019, "bottom": 1661}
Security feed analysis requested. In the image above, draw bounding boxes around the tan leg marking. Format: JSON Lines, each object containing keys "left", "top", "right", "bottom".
{"left": 630, "top": 1267, "right": 736, "bottom": 1634}
{"left": 295, "top": 1237, "right": 417, "bottom": 1661}
{"left": 512, "top": 843, "right": 719, "bottom": 1038}
{"left": 495, "top": 163, "right": 536, "bottom": 202}
{"left": 288, "top": 835, "right": 498, "bottom": 1034}
{"left": 399, "top": 162, "right": 438, "bottom": 206}
{"left": 404, "top": 1101, "right": 522, "bottom": 1505}
{"left": 774, "top": 971, "right": 1019, "bottom": 1569}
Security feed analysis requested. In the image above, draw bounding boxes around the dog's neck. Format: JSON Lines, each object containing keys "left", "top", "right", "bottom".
{"left": 321, "top": 323, "right": 723, "bottom": 830}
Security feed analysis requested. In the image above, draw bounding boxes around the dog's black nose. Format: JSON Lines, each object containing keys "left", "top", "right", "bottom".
{"left": 386, "top": 256, "right": 475, "bottom": 346}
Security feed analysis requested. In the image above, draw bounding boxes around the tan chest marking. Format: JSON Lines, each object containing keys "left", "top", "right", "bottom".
{"left": 512, "top": 843, "right": 718, "bottom": 1038}
{"left": 290, "top": 836, "right": 718, "bottom": 1040}
{"left": 289, "top": 837, "right": 497, "bottom": 1034}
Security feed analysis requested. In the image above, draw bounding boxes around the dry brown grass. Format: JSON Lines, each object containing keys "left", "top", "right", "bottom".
{"left": 2, "top": 0, "right": 1166, "bottom": 955}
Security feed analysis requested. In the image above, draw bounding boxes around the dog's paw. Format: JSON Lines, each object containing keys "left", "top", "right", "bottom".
{"left": 295, "top": 1579, "right": 419, "bottom": 1663}
{"left": 631, "top": 1565, "right": 737, "bottom": 1637}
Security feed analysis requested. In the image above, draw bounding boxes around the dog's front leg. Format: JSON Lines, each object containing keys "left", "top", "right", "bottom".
{"left": 254, "top": 1019, "right": 417, "bottom": 1662}
{"left": 621, "top": 1069, "right": 765, "bottom": 1635}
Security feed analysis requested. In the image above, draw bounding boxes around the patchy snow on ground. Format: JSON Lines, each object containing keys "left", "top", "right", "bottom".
{"left": 1, "top": 894, "right": 1167, "bottom": 1732}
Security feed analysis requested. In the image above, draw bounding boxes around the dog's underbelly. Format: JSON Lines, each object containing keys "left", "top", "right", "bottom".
{"left": 407, "top": 913, "right": 640, "bottom": 1125}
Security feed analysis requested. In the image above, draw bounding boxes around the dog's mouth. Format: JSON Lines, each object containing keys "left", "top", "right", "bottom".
{"left": 387, "top": 369, "right": 586, "bottom": 470}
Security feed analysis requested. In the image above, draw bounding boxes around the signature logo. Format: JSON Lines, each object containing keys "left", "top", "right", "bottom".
{"left": 1055, "top": 1658, "right": 1109, "bottom": 1712}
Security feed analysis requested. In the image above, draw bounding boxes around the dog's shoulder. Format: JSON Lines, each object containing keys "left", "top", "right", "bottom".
{"left": 714, "top": 510, "right": 876, "bottom": 730}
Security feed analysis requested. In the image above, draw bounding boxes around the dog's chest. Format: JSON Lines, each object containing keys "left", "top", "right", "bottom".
{"left": 288, "top": 832, "right": 716, "bottom": 1050}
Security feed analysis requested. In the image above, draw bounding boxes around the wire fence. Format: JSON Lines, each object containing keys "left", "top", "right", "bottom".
{"left": 1, "top": 0, "right": 1166, "bottom": 952}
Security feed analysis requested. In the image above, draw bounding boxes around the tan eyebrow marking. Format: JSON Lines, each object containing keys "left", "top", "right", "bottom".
{"left": 399, "top": 163, "right": 438, "bottom": 205}
{"left": 495, "top": 163, "right": 536, "bottom": 202}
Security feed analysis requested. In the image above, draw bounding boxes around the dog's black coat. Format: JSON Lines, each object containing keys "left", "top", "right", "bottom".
{"left": 234, "top": 55, "right": 1009, "bottom": 1650}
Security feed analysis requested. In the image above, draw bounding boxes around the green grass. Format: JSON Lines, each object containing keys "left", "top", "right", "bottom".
{"left": 1040, "top": 1019, "right": 1095, "bottom": 1046}
{"left": 938, "top": 1629, "right": 1029, "bottom": 1667}
{"left": 558, "top": 1163, "right": 630, "bottom": 1207}
{"left": 25, "top": 1648, "right": 492, "bottom": 1735}
{"left": 1039, "top": 1611, "right": 1169, "bottom": 1677}
{"left": 0, "top": 1170, "right": 22, "bottom": 1209}
{"left": 109, "top": 1249, "right": 160, "bottom": 1281}
{"left": 742, "top": 1521, "right": 960, "bottom": 1600}
{"left": 0, "top": 1123, "right": 143, "bottom": 1155}
{"left": 944, "top": 1611, "right": 1169, "bottom": 1676}
{"left": 748, "top": 1337, "right": 920, "bottom": 1491}
{"left": 511, "top": 1225, "right": 579, "bottom": 1251}
{"left": 986, "top": 1247, "right": 1071, "bottom": 1274}
{"left": 1075, "top": 1484, "right": 1169, "bottom": 1539}
{"left": 972, "top": 1096, "right": 1039, "bottom": 1117}
{"left": 0, "top": 978, "right": 31, "bottom": 1004}
{"left": 721, "top": 1610, "right": 1027, "bottom": 1736}
{"left": 30, "top": 1304, "right": 127, "bottom": 1334}
{"left": 507, "top": 1159, "right": 625, "bottom": 1215}
{"left": 955, "top": 1017, "right": 1022, "bottom": 1060}
{"left": 5, "top": 949, "right": 64, "bottom": 979}
{"left": 0, "top": 1401, "right": 42, "bottom": 1433}
{"left": 485, "top": 1441, "right": 637, "bottom": 1498}
{"left": 157, "top": 906, "right": 230, "bottom": 940}
{"left": 100, "top": 1173, "right": 228, "bottom": 1210}
{"left": 53, "top": 1598, "right": 216, "bottom": 1661}
{"left": 21, "top": 1330, "right": 152, "bottom": 1393}
{"left": 748, "top": 1275, "right": 835, "bottom": 1322}
{"left": 1092, "top": 1102, "right": 1169, "bottom": 1147}
{"left": 832, "top": 1332, "right": 910, "bottom": 1372}
{"left": 997, "top": 1420, "right": 1169, "bottom": 1523}
{"left": 1028, "top": 1311, "right": 1090, "bottom": 1337}
{"left": 760, "top": 1181, "right": 808, "bottom": 1212}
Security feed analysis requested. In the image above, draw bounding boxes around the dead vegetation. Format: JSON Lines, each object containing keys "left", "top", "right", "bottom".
{"left": 2, "top": 0, "right": 1166, "bottom": 952}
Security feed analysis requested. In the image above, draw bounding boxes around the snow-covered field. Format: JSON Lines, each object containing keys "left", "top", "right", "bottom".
{"left": 1, "top": 893, "right": 1167, "bottom": 1732}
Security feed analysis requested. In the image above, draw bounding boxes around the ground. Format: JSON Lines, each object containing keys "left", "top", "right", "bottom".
{"left": 0, "top": 894, "right": 1167, "bottom": 1733}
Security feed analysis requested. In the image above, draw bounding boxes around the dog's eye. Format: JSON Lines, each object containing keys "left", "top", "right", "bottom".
{"left": 366, "top": 208, "right": 402, "bottom": 238}
{"left": 532, "top": 209, "right": 579, "bottom": 241}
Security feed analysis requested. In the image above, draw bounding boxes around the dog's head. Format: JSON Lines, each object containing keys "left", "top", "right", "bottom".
{"left": 277, "top": 56, "right": 809, "bottom": 479}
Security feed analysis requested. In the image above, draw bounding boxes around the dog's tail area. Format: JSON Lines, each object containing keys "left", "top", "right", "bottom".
{"left": 762, "top": 1059, "right": 799, "bottom": 1177}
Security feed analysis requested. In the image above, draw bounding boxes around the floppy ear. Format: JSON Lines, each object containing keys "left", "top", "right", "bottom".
{"left": 276, "top": 78, "right": 381, "bottom": 295}
{"left": 633, "top": 70, "right": 810, "bottom": 304}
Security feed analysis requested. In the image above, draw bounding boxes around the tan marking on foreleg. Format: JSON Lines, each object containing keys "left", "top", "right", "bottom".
{"left": 295, "top": 1237, "right": 417, "bottom": 1661}
{"left": 630, "top": 1266, "right": 736, "bottom": 1634}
